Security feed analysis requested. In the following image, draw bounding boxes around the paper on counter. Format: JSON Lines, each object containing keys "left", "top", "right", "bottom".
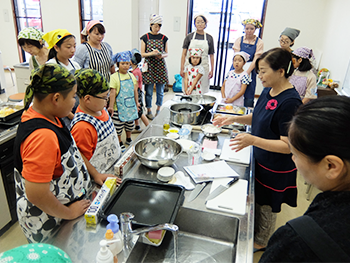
{"left": 184, "top": 160, "right": 239, "bottom": 184}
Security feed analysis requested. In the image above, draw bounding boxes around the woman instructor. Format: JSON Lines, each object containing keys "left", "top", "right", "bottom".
{"left": 180, "top": 14, "right": 214, "bottom": 94}
{"left": 232, "top": 19, "right": 263, "bottom": 107}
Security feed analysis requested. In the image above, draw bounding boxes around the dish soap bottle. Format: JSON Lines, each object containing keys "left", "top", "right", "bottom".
{"left": 106, "top": 214, "right": 123, "bottom": 255}
{"left": 96, "top": 240, "right": 114, "bottom": 263}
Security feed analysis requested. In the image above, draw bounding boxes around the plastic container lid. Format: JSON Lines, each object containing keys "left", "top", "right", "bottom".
{"left": 106, "top": 214, "right": 119, "bottom": 234}
{"left": 105, "top": 229, "right": 114, "bottom": 239}
{"left": 178, "top": 128, "right": 190, "bottom": 136}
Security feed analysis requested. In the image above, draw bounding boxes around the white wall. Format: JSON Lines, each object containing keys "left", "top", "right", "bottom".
{"left": 1, "top": 0, "right": 349, "bottom": 94}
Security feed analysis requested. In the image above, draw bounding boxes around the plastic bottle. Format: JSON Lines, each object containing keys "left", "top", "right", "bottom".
{"left": 105, "top": 230, "right": 119, "bottom": 258}
{"left": 96, "top": 240, "right": 114, "bottom": 263}
{"left": 106, "top": 214, "right": 123, "bottom": 255}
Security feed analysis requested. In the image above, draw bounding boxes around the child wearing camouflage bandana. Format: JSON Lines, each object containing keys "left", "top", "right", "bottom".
{"left": 14, "top": 64, "right": 92, "bottom": 243}
{"left": 71, "top": 69, "right": 122, "bottom": 179}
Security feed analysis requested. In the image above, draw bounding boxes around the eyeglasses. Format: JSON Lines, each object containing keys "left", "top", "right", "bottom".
{"left": 91, "top": 93, "right": 110, "bottom": 101}
{"left": 195, "top": 21, "right": 206, "bottom": 25}
{"left": 279, "top": 38, "right": 291, "bottom": 45}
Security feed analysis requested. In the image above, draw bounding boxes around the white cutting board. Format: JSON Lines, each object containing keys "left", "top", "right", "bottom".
{"left": 206, "top": 178, "right": 248, "bottom": 216}
{"left": 220, "top": 139, "right": 251, "bottom": 165}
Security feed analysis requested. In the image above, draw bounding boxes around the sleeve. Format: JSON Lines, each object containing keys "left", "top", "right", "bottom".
{"left": 254, "top": 38, "right": 264, "bottom": 58}
{"left": 130, "top": 74, "right": 137, "bottom": 85}
{"left": 233, "top": 37, "right": 241, "bottom": 52}
{"left": 198, "top": 66, "right": 205, "bottom": 75}
{"left": 274, "top": 99, "right": 302, "bottom": 136}
{"left": 73, "top": 44, "right": 88, "bottom": 68}
{"left": 182, "top": 33, "right": 192, "bottom": 50}
{"left": 140, "top": 34, "right": 147, "bottom": 44}
{"left": 21, "top": 129, "right": 62, "bottom": 183}
{"left": 207, "top": 34, "right": 215, "bottom": 55}
{"left": 71, "top": 121, "right": 98, "bottom": 160}
{"left": 259, "top": 224, "right": 314, "bottom": 262}
{"left": 224, "top": 71, "right": 231, "bottom": 80}
{"left": 162, "top": 35, "right": 168, "bottom": 50}
{"left": 104, "top": 42, "right": 114, "bottom": 67}
{"left": 110, "top": 73, "right": 120, "bottom": 92}
{"left": 241, "top": 73, "right": 251, "bottom": 84}
{"left": 304, "top": 72, "right": 317, "bottom": 99}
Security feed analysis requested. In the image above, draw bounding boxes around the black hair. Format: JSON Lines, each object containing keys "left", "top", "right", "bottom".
{"left": 131, "top": 53, "right": 142, "bottom": 65}
{"left": 18, "top": 38, "right": 43, "bottom": 49}
{"left": 82, "top": 23, "right": 106, "bottom": 42}
{"left": 189, "top": 57, "right": 202, "bottom": 66}
{"left": 150, "top": 24, "right": 162, "bottom": 31}
{"left": 116, "top": 61, "right": 130, "bottom": 68}
{"left": 34, "top": 87, "right": 73, "bottom": 102}
{"left": 256, "top": 48, "right": 294, "bottom": 78}
{"left": 289, "top": 96, "right": 350, "bottom": 164}
{"left": 233, "top": 55, "right": 246, "bottom": 63}
{"left": 194, "top": 15, "right": 207, "bottom": 25}
{"left": 291, "top": 53, "right": 312, "bottom": 72}
{"left": 47, "top": 35, "right": 75, "bottom": 61}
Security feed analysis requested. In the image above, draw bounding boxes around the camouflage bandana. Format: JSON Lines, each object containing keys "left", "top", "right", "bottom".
{"left": 24, "top": 64, "right": 76, "bottom": 110}
{"left": 74, "top": 69, "right": 109, "bottom": 98}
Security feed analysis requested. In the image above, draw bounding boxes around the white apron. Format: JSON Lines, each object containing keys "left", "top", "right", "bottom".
{"left": 184, "top": 32, "right": 210, "bottom": 93}
{"left": 223, "top": 71, "right": 246, "bottom": 106}
{"left": 71, "top": 110, "right": 121, "bottom": 174}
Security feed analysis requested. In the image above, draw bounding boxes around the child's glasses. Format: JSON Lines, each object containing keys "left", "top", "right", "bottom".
{"left": 91, "top": 92, "right": 110, "bottom": 101}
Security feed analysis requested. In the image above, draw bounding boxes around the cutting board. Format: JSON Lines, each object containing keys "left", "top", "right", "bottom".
{"left": 206, "top": 178, "right": 248, "bottom": 216}
{"left": 220, "top": 139, "right": 251, "bottom": 165}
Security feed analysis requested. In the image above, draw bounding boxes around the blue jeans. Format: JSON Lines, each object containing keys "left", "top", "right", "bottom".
{"left": 145, "top": 83, "right": 165, "bottom": 109}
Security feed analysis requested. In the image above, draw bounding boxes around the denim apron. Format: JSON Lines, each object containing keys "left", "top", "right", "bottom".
{"left": 116, "top": 72, "right": 138, "bottom": 122}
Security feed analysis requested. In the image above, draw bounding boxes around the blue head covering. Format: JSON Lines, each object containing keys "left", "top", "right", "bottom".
{"left": 113, "top": 51, "right": 132, "bottom": 63}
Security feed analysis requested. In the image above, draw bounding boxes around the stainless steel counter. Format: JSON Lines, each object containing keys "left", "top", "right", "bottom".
{"left": 50, "top": 108, "right": 254, "bottom": 263}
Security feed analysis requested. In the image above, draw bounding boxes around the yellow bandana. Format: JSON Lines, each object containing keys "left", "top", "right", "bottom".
{"left": 42, "top": 29, "right": 72, "bottom": 49}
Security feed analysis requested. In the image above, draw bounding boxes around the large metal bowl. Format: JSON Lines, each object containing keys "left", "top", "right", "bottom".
{"left": 133, "top": 136, "right": 183, "bottom": 169}
{"left": 169, "top": 102, "right": 203, "bottom": 126}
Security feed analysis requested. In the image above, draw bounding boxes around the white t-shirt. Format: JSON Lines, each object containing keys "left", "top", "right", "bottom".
{"left": 46, "top": 58, "right": 81, "bottom": 72}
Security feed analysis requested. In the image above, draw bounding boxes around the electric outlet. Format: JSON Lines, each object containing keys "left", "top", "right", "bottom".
{"left": 174, "top": 17, "right": 181, "bottom": 32}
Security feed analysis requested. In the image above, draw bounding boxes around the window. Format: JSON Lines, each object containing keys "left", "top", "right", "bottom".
{"left": 12, "top": 0, "right": 43, "bottom": 62}
{"left": 189, "top": 0, "right": 267, "bottom": 89}
{"left": 80, "top": 0, "right": 103, "bottom": 30}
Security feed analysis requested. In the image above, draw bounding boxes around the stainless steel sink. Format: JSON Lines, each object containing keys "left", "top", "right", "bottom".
{"left": 126, "top": 206, "right": 239, "bottom": 263}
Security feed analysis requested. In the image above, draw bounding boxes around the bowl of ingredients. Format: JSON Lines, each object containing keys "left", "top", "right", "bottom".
{"left": 133, "top": 136, "right": 183, "bottom": 169}
{"left": 166, "top": 133, "right": 179, "bottom": 140}
{"left": 201, "top": 124, "right": 222, "bottom": 137}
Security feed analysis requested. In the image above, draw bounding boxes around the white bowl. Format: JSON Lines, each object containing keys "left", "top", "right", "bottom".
{"left": 202, "top": 151, "right": 215, "bottom": 161}
{"left": 166, "top": 133, "right": 179, "bottom": 139}
{"left": 157, "top": 167, "right": 175, "bottom": 182}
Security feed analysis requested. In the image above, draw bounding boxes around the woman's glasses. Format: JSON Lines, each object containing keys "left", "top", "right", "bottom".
{"left": 279, "top": 38, "right": 291, "bottom": 45}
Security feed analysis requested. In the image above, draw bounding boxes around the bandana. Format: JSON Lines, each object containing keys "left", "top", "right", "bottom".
{"left": 189, "top": 48, "right": 203, "bottom": 57}
{"left": 81, "top": 20, "right": 103, "bottom": 35}
{"left": 131, "top": 48, "right": 142, "bottom": 65}
{"left": 18, "top": 27, "right": 44, "bottom": 42}
{"left": 42, "top": 29, "right": 72, "bottom": 49}
{"left": 293, "top": 47, "right": 315, "bottom": 60}
{"left": 24, "top": 64, "right": 76, "bottom": 110}
{"left": 242, "top": 19, "right": 262, "bottom": 28}
{"left": 281, "top": 27, "right": 300, "bottom": 41}
{"left": 74, "top": 69, "right": 109, "bottom": 98}
{"left": 233, "top": 51, "right": 250, "bottom": 62}
{"left": 150, "top": 14, "right": 163, "bottom": 24}
{"left": 113, "top": 51, "right": 132, "bottom": 63}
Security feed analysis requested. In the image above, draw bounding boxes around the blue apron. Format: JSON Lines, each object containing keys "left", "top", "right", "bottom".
{"left": 231, "top": 36, "right": 259, "bottom": 103}
{"left": 116, "top": 72, "right": 138, "bottom": 122}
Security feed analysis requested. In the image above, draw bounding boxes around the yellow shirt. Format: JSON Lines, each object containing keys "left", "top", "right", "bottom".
{"left": 110, "top": 71, "right": 137, "bottom": 110}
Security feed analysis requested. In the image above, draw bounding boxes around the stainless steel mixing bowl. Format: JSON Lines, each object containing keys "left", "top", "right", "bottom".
{"left": 133, "top": 136, "right": 183, "bottom": 169}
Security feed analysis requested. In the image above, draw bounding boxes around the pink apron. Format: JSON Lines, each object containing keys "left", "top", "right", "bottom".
{"left": 224, "top": 71, "right": 246, "bottom": 106}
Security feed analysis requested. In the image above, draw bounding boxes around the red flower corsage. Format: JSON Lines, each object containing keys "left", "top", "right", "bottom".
{"left": 266, "top": 99, "right": 278, "bottom": 110}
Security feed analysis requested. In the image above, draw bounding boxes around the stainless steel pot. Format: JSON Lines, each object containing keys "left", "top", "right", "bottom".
{"left": 169, "top": 103, "right": 203, "bottom": 126}
{"left": 173, "top": 95, "right": 217, "bottom": 111}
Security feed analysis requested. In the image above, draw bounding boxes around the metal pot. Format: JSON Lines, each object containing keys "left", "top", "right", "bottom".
{"left": 169, "top": 103, "right": 203, "bottom": 126}
{"left": 173, "top": 95, "right": 217, "bottom": 111}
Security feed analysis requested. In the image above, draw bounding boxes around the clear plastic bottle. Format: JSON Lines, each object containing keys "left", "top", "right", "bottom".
{"left": 106, "top": 214, "right": 123, "bottom": 255}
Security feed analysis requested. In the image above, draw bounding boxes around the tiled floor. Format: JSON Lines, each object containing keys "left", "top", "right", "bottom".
{"left": 0, "top": 71, "right": 321, "bottom": 261}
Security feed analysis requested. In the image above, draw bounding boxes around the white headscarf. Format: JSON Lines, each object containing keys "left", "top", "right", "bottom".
{"left": 150, "top": 14, "right": 163, "bottom": 24}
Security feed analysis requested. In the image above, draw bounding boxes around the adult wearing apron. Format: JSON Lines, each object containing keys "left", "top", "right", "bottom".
{"left": 232, "top": 19, "right": 264, "bottom": 107}
{"left": 181, "top": 14, "right": 215, "bottom": 94}
{"left": 74, "top": 20, "right": 115, "bottom": 81}
{"left": 140, "top": 14, "right": 169, "bottom": 120}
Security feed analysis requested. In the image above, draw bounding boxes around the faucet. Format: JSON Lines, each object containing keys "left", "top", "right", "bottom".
{"left": 120, "top": 212, "right": 179, "bottom": 260}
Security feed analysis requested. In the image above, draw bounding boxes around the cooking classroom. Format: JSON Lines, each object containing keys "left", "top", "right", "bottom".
{"left": 0, "top": 0, "right": 350, "bottom": 262}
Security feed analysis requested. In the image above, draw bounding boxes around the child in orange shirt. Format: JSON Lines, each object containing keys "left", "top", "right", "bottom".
{"left": 71, "top": 69, "right": 122, "bottom": 175}
{"left": 14, "top": 64, "right": 92, "bottom": 243}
